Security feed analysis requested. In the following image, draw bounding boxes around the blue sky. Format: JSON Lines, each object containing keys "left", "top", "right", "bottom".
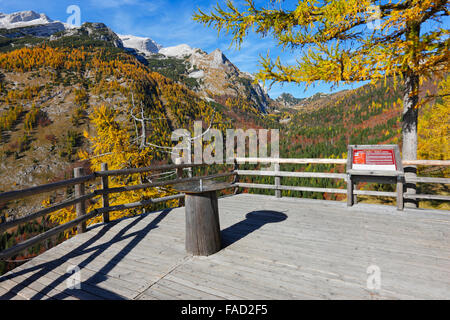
{"left": 0, "top": 0, "right": 375, "bottom": 98}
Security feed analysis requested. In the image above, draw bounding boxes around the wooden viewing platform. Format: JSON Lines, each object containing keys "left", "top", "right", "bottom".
{"left": 1, "top": 194, "right": 449, "bottom": 300}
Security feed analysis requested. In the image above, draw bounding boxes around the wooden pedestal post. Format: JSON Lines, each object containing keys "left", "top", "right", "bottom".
{"left": 185, "top": 191, "right": 221, "bottom": 256}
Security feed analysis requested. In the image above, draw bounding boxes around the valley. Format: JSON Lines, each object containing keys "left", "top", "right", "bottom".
{"left": 0, "top": 9, "right": 448, "bottom": 275}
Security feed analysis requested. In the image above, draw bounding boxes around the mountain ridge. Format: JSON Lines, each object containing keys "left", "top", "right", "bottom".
{"left": 0, "top": 10, "right": 271, "bottom": 112}
{"left": 0, "top": 9, "right": 362, "bottom": 114}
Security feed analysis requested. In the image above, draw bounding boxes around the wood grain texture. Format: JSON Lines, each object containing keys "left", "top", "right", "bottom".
{"left": 274, "top": 162, "right": 281, "bottom": 198}
{"left": 185, "top": 191, "right": 221, "bottom": 256}
{"left": 74, "top": 167, "right": 86, "bottom": 234}
{"left": 176, "top": 167, "right": 185, "bottom": 207}
{"left": 0, "top": 192, "right": 96, "bottom": 233}
{"left": 0, "top": 174, "right": 96, "bottom": 203}
{"left": 236, "top": 170, "right": 347, "bottom": 179}
{"left": 101, "top": 163, "right": 110, "bottom": 223}
{"left": 236, "top": 183, "right": 347, "bottom": 194}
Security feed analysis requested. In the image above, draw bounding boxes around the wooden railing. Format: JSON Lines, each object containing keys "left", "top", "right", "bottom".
{"left": 0, "top": 162, "right": 234, "bottom": 260}
{"left": 234, "top": 157, "right": 450, "bottom": 203}
{"left": 0, "top": 157, "right": 449, "bottom": 261}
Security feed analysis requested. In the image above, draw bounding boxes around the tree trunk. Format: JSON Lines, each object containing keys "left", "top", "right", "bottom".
{"left": 402, "top": 69, "right": 419, "bottom": 208}
{"left": 402, "top": 21, "right": 421, "bottom": 209}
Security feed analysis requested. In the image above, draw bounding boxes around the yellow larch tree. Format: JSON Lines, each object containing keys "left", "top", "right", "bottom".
{"left": 48, "top": 104, "right": 178, "bottom": 236}
{"left": 418, "top": 76, "right": 450, "bottom": 173}
{"left": 194, "top": 0, "right": 450, "bottom": 206}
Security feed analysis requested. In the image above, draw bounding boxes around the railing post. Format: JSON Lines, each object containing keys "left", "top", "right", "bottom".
{"left": 233, "top": 158, "right": 240, "bottom": 195}
{"left": 176, "top": 165, "right": 185, "bottom": 207}
{"left": 274, "top": 162, "right": 281, "bottom": 198}
{"left": 101, "top": 163, "right": 110, "bottom": 223}
{"left": 74, "top": 167, "right": 86, "bottom": 233}
{"left": 346, "top": 173, "right": 354, "bottom": 207}
{"left": 397, "top": 175, "right": 404, "bottom": 211}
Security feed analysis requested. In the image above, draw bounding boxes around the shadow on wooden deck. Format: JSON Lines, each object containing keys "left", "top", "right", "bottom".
{"left": 0, "top": 209, "right": 173, "bottom": 300}
{"left": 221, "top": 210, "right": 287, "bottom": 248}
{"left": 1, "top": 194, "right": 449, "bottom": 300}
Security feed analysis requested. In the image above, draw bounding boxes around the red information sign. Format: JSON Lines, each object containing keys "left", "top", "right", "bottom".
{"left": 352, "top": 149, "right": 397, "bottom": 170}
{"left": 353, "top": 151, "right": 366, "bottom": 164}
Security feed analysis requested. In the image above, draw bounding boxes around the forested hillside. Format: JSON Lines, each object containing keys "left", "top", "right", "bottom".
{"left": 0, "top": 27, "right": 447, "bottom": 275}
{"left": 0, "top": 40, "right": 272, "bottom": 273}
{"left": 242, "top": 76, "right": 448, "bottom": 209}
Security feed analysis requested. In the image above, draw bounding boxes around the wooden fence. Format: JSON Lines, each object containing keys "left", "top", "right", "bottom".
{"left": 0, "top": 162, "right": 234, "bottom": 260}
{"left": 234, "top": 157, "right": 450, "bottom": 203}
{"left": 0, "top": 157, "right": 449, "bottom": 261}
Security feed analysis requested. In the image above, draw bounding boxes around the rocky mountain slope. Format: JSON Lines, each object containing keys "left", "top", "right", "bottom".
{"left": 274, "top": 91, "right": 350, "bottom": 111}
{"left": 0, "top": 10, "right": 271, "bottom": 112}
{"left": 0, "top": 41, "right": 274, "bottom": 221}
{"left": 49, "top": 22, "right": 124, "bottom": 48}
{"left": 1, "top": 10, "right": 444, "bottom": 216}
{"left": 118, "top": 34, "right": 161, "bottom": 56}
{"left": 0, "top": 10, "right": 70, "bottom": 38}
{"left": 148, "top": 45, "right": 271, "bottom": 112}
{"left": 0, "top": 10, "right": 67, "bottom": 30}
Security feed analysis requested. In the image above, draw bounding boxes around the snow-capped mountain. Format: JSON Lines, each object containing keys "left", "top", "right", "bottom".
{"left": 0, "top": 10, "right": 72, "bottom": 38}
{"left": 159, "top": 44, "right": 200, "bottom": 58}
{"left": 0, "top": 10, "right": 54, "bottom": 29}
{"left": 0, "top": 10, "right": 271, "bottom": 112}
{"left": 118, "top": 41, "right": 270, "bottom": 111}
{"left": 120, "top": 39, "right": 201, "bottom": 59}
{"left": 118, "top": 34, "right": 161, "bottom": 56}
{"left": 119, "top": 39, "right": 270, "bottom": 111}
{"left": 183, "top": 48, "right": 269, "bottom": 112}
{"left": 50, "top": 22, "right": 124, "bottom": 48}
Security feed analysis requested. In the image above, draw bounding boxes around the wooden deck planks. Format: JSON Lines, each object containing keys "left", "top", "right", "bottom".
{"left": 1, "top": 194, "right": 449, "bottom": 300}
{"left": 173, "top": 257, "right": 319, "bottom": 299}
{"left": 219, "top": 219, "right": 450, "bottom": 275}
